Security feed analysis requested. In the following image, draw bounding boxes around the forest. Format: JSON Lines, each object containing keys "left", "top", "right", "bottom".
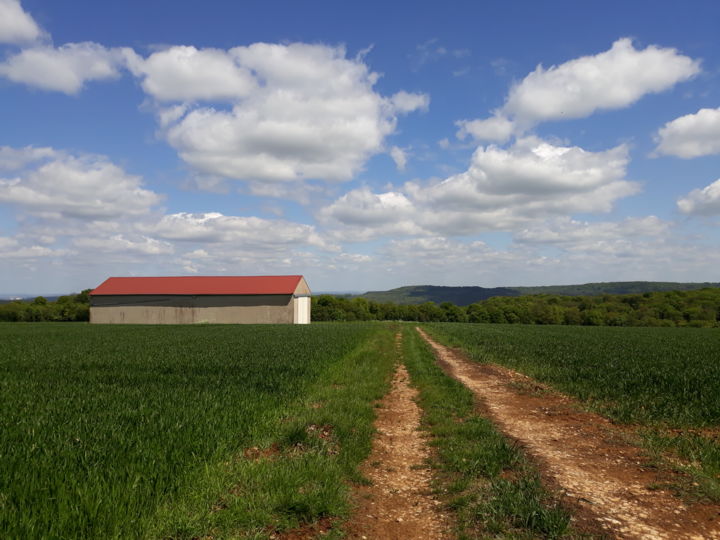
{"left": 0, "top": 290, "right": 91, "bottom": 322}
{"left": 313, "top": 288, "right": 720, "bottom": 327}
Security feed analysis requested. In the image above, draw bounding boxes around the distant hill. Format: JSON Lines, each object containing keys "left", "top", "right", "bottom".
{"left": 360, "top": 282, "right": 720, "bottom": 306}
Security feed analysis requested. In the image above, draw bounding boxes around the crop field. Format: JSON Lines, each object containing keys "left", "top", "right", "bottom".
{"left": 424, "top": 323, "right": 720, "bottom": 497}
{"left": 0, "top": 323, "right": 395, "bottom": 539}
{"left": 4, "top": 321, "right": 720, "bottom": 538}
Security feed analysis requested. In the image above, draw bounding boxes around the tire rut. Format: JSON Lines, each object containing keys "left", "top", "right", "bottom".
{"left": 345, "top": 332, "right": 452, "bottom": 540}
{"left": 416, "top": 326, "right": 720, "bottom": 540}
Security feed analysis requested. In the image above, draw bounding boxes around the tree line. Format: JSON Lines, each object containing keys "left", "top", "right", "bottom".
{"left": 0, "top": 290, "right": 91, "bottom": 322}
{"left": 312, "top": 288, "right": 720, "bottom": 327}
{"left": 2, "top": 287, "right": 718, "bottom": 327}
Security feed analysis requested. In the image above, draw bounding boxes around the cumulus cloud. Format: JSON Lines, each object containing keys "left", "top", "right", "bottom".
{"left": 319, "top": 187, "right": 422, "bottom": 241}
{"left": 390, "top": 146, "right": 408, "bottom": 171}
{"left": 390, "top": 90, "right": 430, "bottom": 113}
{"left": 127, "top": 45, "right": 256, "bottom": 102}
{"left": 0, "top": 148, "right": 161, "bottom": 219}
{"left": 0, "top": 145, "right": 57, "bottom": 170}
{"left": 505, "top": 38, "right": 699, "bottom": 126}
{"left": 378, "top": 236, "right": 540, "bottom": 285}
{"left": 408, "top": 137, "right": 637, "bottom": 233}
{"left": 322, "top": 188, "right": 413, "bottom": 228}
{"left": 460, "top": 38, "right": 700, "bottom": 140}
{"left": 456, "top": 114, "right": 514, "bottom": 142}
{"left": 0, "top": 235, "right": 68, "bottom": 259}
{"left": 515, "top": 216, "right": 670, "bottom": 248}
{"left": 654, "top": 107, "right": 720, "bottom": 158}
{"left": 132, "top": 43, "right": 426, "bottom": 183}
{"left": 73, "top": 235, "right": 174, "bottom": 255}
{"left": 0, "top": 42, "right": 134, "bottom": 94}
{"left": 321, "top": 137, "right": 639, "bottom": 239}
{"left": 0, "top": 0, "right": 42, "bottom": 44}
{"left": 3, "top": 40, "right": 429, "bottom": 184}
{"left": 677, "top": 178, "right": 720, "bottom": 215}
{"left": 445, "top": 137, "right": 630, "bottom": 197}
{"left": 369, "top": 222, "right": 720, "bottom": 288}
{"left": 144, "top": 211, "right": 334, "bottom": 250}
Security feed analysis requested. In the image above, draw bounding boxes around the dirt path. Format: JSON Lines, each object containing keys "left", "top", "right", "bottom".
{"left": 417, "top": 327, "right": 720, "bottom": 540}
{"left": 345, "top": 333, "right": 452, "bottom": 540}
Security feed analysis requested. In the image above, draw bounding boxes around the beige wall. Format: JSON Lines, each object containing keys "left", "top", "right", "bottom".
{"left": 90, "top": 294, "right": 297, "bottom": 324}
{"left": 292, "top": 295, "right": 311, "bottom": 324}
{"left": 294, "top": 277, "right": 311, "bottom": 296}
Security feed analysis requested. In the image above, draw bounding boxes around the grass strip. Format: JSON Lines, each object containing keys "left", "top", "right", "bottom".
{"left": 401, "top": 325, "right": 571, "bottom": 539}
{"left": 149, "top": 324, "right": 397, "bottom": 539}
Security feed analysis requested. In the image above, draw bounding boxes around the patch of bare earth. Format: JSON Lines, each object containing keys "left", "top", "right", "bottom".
{"left": 417, "top": 327, "right": 720, "bottom": 540}
{"left": 345, "top": 333, "right": 452, "bottom": 540}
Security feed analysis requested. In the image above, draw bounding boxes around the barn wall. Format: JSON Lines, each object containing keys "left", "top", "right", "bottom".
{"left": 90, "top": 294, "right": 295, "bottom": 324}
{"left": 294, "top": 278, "right": 312, "bottom": 296}
{"left": 293, "top": 296, "right": 311, "bottom": 324}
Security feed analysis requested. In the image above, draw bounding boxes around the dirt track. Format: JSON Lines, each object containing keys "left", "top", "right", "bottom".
{"left": 345, "top": 333, "right": 451, "bottom": 540}
{"left": 417, "top": 327, "right": 720, "bottom": 539}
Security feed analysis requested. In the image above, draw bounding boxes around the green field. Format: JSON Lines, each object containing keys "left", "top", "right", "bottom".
{"left": 4, "top": 321, "right": 720, "bottom": 537}
{"left": 0, "top": 323, "right": 395, "bottom": 538}
{"left": 424, "top": 323, "right": 720, "bottom": 498}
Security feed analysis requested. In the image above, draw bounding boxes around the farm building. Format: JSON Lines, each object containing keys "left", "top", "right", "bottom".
{"left": 89, "top": 275, "right": 311, "bottom": 324}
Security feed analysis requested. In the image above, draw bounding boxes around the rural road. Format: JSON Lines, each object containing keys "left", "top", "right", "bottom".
{"left": 346, "top": 332, "right": 451, "bottom": 540}
{"left": 417, "top": 327, "right": 720, "bottom": 540}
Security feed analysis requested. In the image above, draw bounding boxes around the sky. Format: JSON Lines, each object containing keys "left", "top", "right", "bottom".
{"left": 1, "top": 0, "right": 719, "bottom": 294}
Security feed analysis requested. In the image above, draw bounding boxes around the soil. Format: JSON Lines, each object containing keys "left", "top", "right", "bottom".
{"left": 417, "top": 327, "right": 720, "bottom": 540}
{"left": 344, "top": 333, "right": 452, "bottom": 539}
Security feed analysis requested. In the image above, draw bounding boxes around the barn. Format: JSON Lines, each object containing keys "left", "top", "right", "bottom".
{"left": 89, "top": 275, "right": 311, "bottom": 324}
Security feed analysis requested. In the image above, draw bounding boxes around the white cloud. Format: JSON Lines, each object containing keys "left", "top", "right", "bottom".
{"left": 654, "top": 107, "right": 720, "bottom": 158}
{"left": 319, "top": 187, "right": 421, "bottom": 240}
{"left": 0, "top": 42, "right": 133, "bottom": 94}
{"left": 73, "top": 235, "right": 174, "bottom": 255}
{"left": 144, "top": 211, "right": 333, "bottom": 250}
{"left": 243, "top": 181, "right": 323, "bottom": 204}
{"left": 0, "top": 236, "right": 17, "bottom": 250}
{"left": 515, "top": 216, "right": 670, "bottom": 248}
{"left": 379, "top": 237, "right": 537, "bottom": 284}
{"left": 335, "top": 252, "right": 372, "bottom": 264}
{"left": 73, "top": 234, "right": 174, "bottom": 255}
{"left": 367, "top": 222, "right": 720, "bottom": 289}
{"left": 390, "top": 90, "right": 430, "bottom": 114}
{"left": 453, "top": 137, "right": 630, "bottom": 196}
{"left": 0, "top": 0, "right": 42, "bottom": 44}
{"left": 390, "top": 146, "right": 408, "bottom": 171}
{"left": 0, "top": 149, "right": 162, "bottom": 219}
{"left": 0, "top": 145, "right": 57, "bottom": 170}
{"left": 129, "top": 46, "right": 256, "bottom": 102}
{"left": 0, "top": 235, "right": 68, "bottom": 259}
{"left": 322, "top": 136, "right": 639, "bottom": 239}
{"left": 407, "top": 137, "right": 637, "bottom": 233}
{"left": 677, "top": 178, "right": 720, "bottom": 215}
{"left": 157, "top": 104, "right": 189, "bottom": 128}
{"left": 411, "top": 39, "right": 470, "bottom": 70}
{"left": 136, "top": 43, "right": 424, "bottom": 184}
{"left": 461, "top": 38, "right": 700, "bottom": 138}
{"left": 456, "top": 114, "right": 514, "bottom": 142}
{"left": 505, "top": 38, "right": 699, "bottom": 126}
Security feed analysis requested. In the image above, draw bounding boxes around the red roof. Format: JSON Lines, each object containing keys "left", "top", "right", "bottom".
{"left": 90, "top": 275, "right": 305, "bottom": 296}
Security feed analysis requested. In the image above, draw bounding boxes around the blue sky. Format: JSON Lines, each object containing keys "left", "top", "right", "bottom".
{"left": 1, "top": 0, "right": 719, "bottom": 294}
